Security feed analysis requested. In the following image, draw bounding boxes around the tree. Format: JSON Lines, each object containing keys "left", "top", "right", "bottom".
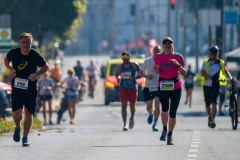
{"left": 0, "top": 0, "right": 87, "bottom": 47}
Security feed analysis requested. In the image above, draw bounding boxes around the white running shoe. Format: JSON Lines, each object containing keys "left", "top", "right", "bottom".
{"left": 129, "top": 118, "right": 134, "bottom": 129}
{"left": 123, "top": 124, "right": 128, "bottom": 131}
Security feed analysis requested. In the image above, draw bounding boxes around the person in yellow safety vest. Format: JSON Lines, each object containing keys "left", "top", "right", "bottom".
{"left": 201, "top": 45, "right": 233, "bottom": 129}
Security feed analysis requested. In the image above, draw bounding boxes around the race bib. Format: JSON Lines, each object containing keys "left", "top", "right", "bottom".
{"left": 121, "top": 72, "right": 131, "bottom": 79}
{"left": 160, "top": 80, "right": 174, "bottom": 91}
{"left": 149, "top": 86, "right": 158, "bottom": 92}
{"left": 204, "top": 79, "right": 212, "bottom": 87}
{"left": 14, "top": 77, "right": 29, "bottom": 90}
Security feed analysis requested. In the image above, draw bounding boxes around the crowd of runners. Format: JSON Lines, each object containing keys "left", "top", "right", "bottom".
{"left": 3, "top": 32, "right": 235, "bottom": 147}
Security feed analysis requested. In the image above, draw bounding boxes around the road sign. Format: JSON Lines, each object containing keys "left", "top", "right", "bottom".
{"left": 0, "top": 28, "right": 11, "bottom": 43}
{"left": 225, "top": 10, "right": 239, "bottom": 24}
{"left": 208, "top": 10, "right": 221, "bottom": 26}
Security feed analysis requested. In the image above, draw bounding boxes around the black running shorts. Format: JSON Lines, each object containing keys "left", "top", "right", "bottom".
{"left": 158, "top": 88, "right": 181, "bottom": 118}
{"left": 11, "top": 90, "right": 37, "bottom": 114}
{"left": 143, "top": 88, "right": 159, "bottom": 102}
{"left": 203, "top": 85, "right": 220, "bottom": 106}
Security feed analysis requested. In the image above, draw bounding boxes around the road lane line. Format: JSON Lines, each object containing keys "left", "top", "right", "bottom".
{"left": 186, "top": 130, "right": 200, "bottom": 160}
{"left": 188, "top": 154, "right": 197, "bottom": 158}
{"left": 189, "top": 149, "right": 198, "bottom": 153}
{"left": 190, "top": 144, "right": 199, "bottom": 148}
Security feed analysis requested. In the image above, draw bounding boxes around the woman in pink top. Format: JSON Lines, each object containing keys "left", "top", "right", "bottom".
{"left": 153, "top": 37, "right": 187, "bottom": 145}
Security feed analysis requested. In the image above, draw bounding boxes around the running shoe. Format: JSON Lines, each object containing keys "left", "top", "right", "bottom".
{"left": 70, "top": 120, "right": 76, "bottom": 125}
{"left": 123, "top": 124, "right": 128, "bottom": 131}
{"left": 13, "top": 128, "right": 21, "bottom": 142}
{"left": 49, "top": 121, "right": 53, "bottom": 125}
{"left": 152, "top": 125, "right": 159, "bottom": 131}
{"left": 147, "top": 114, "right": 153, "bottom": 124}
{"left": 210, "top": 120, "right": 216, "bottom": 128}
{"left": 129, "top": 118, "right": 134, "bottom": 129}
{"left": 22, "top": 137, "right": 30, "bottom": 147}
{"left": 160, "top": 130, "right": 167, "bottom": 141}
{"left": 167, "top": 136, "right": 174, "bottom": 145}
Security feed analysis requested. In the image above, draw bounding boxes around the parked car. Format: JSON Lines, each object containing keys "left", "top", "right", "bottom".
{"left": 0, "top": 81, "right": 12, "bottom": 117}
{"left": 104, "top": 55, "right": 145, "bottom": 105}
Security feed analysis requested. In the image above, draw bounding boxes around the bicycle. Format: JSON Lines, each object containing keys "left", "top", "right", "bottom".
{"left": 228, "top": 79, "right": 238, "bottom": 130}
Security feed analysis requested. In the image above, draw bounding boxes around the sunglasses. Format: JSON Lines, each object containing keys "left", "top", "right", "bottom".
{"left": 122, "top": 55, "right": 129, "bottom": 59}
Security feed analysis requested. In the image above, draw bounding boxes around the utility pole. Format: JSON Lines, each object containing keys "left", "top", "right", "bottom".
{"left": 156, "top": 0, "right": 160, "bottom": 42}
{"left": 195, "top": 0, "right": 199, "bottom": 73}
{"left": 208, "top": 0, "right": 212, "bottom": 49}
{"left": 222, "top": 0, "right": 226, "bottom": 56}
{"left": 183, "top": 0, "right": 187, "bottom": 64}
{"left": 135, "top": 0, "right": 139, "bottom": 54}
{"left": 167, "top": 0, "right": 170, "bottom": 36}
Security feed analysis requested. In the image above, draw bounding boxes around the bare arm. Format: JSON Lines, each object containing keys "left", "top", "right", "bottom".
{"left": 201, "top": 70, "right": 211, "bottom": 80}
{"left": 4, "top": 57, "right": 16, "bottom": 78}
{"left": 29, "top": 62, "right": 49, "bottom": 81}
{"left": 115, "top": 64, "right": 121, "bottom": 83}
{"left": 224, "top": 67, "right": 232, "bottom": 80}
{"left": 153, "top": 63, "right": 160, "bottom": 74}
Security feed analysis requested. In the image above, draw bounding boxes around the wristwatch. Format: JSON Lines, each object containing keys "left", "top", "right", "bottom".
{"left": 177, "top": 65, "right": 181, "bottom": 68}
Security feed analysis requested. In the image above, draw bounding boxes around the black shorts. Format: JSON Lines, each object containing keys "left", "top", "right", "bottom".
{"left": 185, "top": 84, "right": 194, "bottom": 90}
{"left": 158, "top": 88, "right": 181, "bottom": 118}
{"left": 39, "top": 95, "right": 53, "bottom": 101}
{"left": 143, "top": 88, "right": 159, "bottom": 102}
{"left": 11, "top": 90, "right": 37, "bottom": 114}
{"left": 203, "top": 85, "right": 220, "bottom": 106}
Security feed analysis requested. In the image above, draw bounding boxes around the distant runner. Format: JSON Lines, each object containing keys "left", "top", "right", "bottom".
{"left": 139, "top": 45, "right": 161, "bottom": 131}
{"left": 116, "top": 52, "right": 141, "bottom": 131}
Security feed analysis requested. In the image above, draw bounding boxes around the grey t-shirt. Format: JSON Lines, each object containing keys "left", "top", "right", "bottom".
{"left": 38, "top": 78, "right": 54, "bottom": 95}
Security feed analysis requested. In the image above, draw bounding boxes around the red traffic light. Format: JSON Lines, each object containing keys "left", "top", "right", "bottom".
{"left": 170, "top": 0, "right": 175, "bottom": 5}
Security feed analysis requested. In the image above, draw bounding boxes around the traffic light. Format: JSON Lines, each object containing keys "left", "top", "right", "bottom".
{"left": 130, "top": 4, "right": 135, "bottom": 16}
{"left": 170, "top": 0, "right": 175, "bottom": 10}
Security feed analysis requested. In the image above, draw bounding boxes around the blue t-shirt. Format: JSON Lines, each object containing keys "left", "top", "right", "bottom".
{"left": 120, "top": 63, "right": 138, "bottom": 90}
{"left": 185, "top": 71, "right": 195, "bottom": 86}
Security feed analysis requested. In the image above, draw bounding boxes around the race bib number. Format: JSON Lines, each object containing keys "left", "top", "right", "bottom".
{"left": 204, "top": 79, "right": 212, "bottom": 87}
{"left": 14, "top": 78, "right": 29, "bottom": 90}
{"left": 149, "top": 86, "right": 158, "bottom": 92}
{"left": 121, "top": 72, "right": 131, "bottom": 79}
{"left": 160, "top": 80, "right": 174, "bottom": 91}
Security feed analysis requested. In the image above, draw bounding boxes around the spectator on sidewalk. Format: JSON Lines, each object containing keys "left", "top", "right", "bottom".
{"left": 38, "top": 72, "right": 54, "bottom": 125}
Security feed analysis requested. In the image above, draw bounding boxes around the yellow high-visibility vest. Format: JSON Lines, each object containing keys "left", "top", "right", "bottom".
{"left": 201, "top": 58, "right": 227, "bottom": 86}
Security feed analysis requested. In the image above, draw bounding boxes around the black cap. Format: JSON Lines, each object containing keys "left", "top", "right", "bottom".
{"left": 209, "top": 45, "right": 219, "bottom": 54}
{"left": 121, "top": 52, "right": 129, "bottom": 56}
{"left": 162, "top": 37, "right": 173, "bottom": 44}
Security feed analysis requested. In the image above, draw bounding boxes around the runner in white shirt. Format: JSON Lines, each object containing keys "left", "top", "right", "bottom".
{"left": 139, "top": 45, "right": 161, "bottom": 131}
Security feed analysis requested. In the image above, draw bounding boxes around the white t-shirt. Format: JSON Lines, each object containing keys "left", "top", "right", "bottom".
{"left": 201, "top": 60, "right": 221, "bottom": 86}
{"left": 86, "top": 65, "right": 97, "bottom": 77}
{"left": 141, "top": 57, "right": 159, "bottom": 88}
{"left": 63, "top": 76, "right": 79, "bottom": 96}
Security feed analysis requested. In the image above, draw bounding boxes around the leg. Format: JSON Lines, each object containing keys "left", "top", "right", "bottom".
{"left": 68, "top": 99, "right": 73, "bottom": 120}
{"left": 48, "top": 100, "right": 52, "bottom": 122}
{"left": 129, "top": 102, "right": 136, "bottom": 119}
{"left": 146, "top": 100, "right": 153, "bottom": 114}
{"left": 23, "top": 107, "right": 33, "bottom": 137}
{"left": 71, "top": 98, "right": 77, "bottom": 120}
{"left": 41, "top": 100, "right": 46, "bottom": 123}
{"left": 154, "top": 97, "right": 160, "bottom": 120}
{"left": 185, "top": 89, "right": 188, "bottom": 104}
{"left": 189, "top": 88, "right": 193, "bottom": 107}
{"left": 211, "top": 102, "right": 217, "bottom": 120}
{"left": 121, "top": 101, "right": 128, "bottom": 124}
{"left": 168, "top": 117, "right": 176, "bottom": 132}
{"left": 12, "top": 109, "right": 23, "bottom": 129}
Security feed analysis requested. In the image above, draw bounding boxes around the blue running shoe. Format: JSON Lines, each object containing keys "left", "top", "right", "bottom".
{"left": 160, "top": 130, "right": 167, "bottom": 141}
{"left": 129, "top": 118, "right": 134, "bottom": 129}
{"left": 147, "top": 114, "right": 153, "bottom": 124}
{"left": 22, "top": 137, "right": 30, "bottom": 147}
{"left": 152, "top": 125, "right": 159, "bottom": 131}
{"left": 13, "top": 128, "right": 21, "bottom": 142}
{"left": 167, "top": 136, "right": 174, "bottom": 145}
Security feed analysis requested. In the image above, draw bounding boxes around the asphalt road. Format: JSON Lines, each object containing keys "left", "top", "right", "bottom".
{"left": 0, "top": 56, "right": 240, "bottom": 160}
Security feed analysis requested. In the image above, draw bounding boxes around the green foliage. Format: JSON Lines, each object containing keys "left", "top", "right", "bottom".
{"left": 195, "top": 73, "right": 202, "bottom": 87}
{"left": 0, "top": 0, "right": 87, "bottom": 45}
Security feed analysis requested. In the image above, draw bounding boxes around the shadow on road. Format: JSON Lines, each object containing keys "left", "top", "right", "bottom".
{"left": 92, "top": 144, "right": 163, "bottom": 148}
{"left": 177, "top": 111, "right": 208, "bottom": 117}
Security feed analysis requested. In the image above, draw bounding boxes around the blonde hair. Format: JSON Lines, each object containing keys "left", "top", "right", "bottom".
{"left": 20, "top": 33, "right": 33, "bottom": 42}
{"left": 67, "top": 69, "right": 75, "bottom": 75}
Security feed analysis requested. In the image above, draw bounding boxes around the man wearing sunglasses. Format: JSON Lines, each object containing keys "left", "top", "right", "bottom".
{"left": 201, "top": 45, "right": 232, "bottom": 128}
{"left": 115, "top": 52, "right": 141, "bottom": 131}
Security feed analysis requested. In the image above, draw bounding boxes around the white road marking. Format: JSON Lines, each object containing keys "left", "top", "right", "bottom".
{"left": 186, "top": 130, "right": 200, "bottom": 160}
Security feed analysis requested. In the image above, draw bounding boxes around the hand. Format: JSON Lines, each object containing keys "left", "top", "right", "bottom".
{"left": 129, "top": 76, "right": 134, "bottom": 81}
{"left": 28, "top": 73, "right": 37, "bottom": 81}
{"left": 117, "top": 77, "right": 120, "bottom": 83}
{"left": 146, "top": 74, "right": 152, "bottom": 80}
{"left": 169, "top": 59, "right": 180, "bottom": 66}
{"left": 10, "top": 68, "right": 17, "bottom": 78}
